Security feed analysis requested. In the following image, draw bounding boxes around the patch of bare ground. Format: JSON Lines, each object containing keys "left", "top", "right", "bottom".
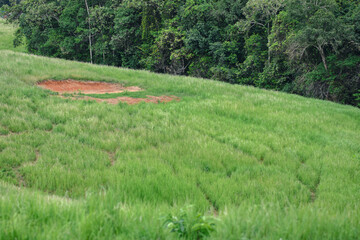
{"left": 37, "top": 79, "right": 180, "bottom": 104}
{"left": 37, "top": 79, "right": 142, "bottom": 94}
{"left": 108, "top": 151, "right": 116, "bottom": 166}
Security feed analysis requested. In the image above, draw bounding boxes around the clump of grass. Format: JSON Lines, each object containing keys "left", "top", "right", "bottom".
{"left": 81, "top": 90, "right": 151, "bottom": 99}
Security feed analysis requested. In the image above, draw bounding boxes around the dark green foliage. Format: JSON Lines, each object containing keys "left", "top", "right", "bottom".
{"left": 0, "top": 0, "right": 8, "bottom": 11}
{"left": 4, "top": 0, "right": 360, "bottom": 106}
{"left": 355, "top": 91, "right": 360, "bottom": 107}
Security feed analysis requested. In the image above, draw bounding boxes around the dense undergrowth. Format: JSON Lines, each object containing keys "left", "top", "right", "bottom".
{"left": 0, "top": 21, "right": 360, "bottom": 239}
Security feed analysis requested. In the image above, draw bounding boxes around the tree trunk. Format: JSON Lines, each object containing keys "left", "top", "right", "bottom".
{"left": 267, "top": 22, "right": 271, "bottom": 65}
{"left": 317, "top": 45, "right": 328, "bottom": 71}
{"left": 84, "top": 0, "right": 93, "bottom": 64}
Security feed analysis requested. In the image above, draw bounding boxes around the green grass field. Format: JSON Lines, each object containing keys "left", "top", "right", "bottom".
{"left": 0, "top": 19, "right": 26, "bottom": 53}
{"left": 1, "top": 20, "right": 360, "bottom": 240}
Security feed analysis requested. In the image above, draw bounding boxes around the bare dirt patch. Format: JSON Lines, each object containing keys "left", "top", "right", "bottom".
{"left": 37, "top": 79, "right": 142, "bottom": 94}
{"left": 38, "top": 79, "right": 180, "bottom": 104}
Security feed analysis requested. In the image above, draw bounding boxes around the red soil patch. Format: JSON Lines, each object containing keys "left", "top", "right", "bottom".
{"left": 38, "top": 79, "right": 180, "bottom": 104}
{"left": 37, "top": 79, "right": 142, "bottom": 94}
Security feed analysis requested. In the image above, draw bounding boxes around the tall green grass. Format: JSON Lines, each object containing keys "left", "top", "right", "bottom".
{"left": 0, "top": 19, "right": 26, "bottom": 53}
{"left": 0, "top": 21, "right": 360, "bottom": 239}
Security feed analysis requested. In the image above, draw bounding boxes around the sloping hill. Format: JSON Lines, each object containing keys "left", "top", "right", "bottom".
{"left": 0, "top": 19, "right": 26, "bottom": 53}
{"left": 0, "top": 21, "right": 359, "bottom": 239}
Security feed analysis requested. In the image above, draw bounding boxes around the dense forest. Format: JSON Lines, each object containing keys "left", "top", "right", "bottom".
{"left": 2, "top": 0, "right": 360, "bottom": 106}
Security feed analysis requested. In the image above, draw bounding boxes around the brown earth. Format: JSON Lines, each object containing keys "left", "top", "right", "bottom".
{"left": 38, "top": 79, "right": 180, "bottom": 104}
{"left": 37, "top": 79, "right": 142, "bottom": 94}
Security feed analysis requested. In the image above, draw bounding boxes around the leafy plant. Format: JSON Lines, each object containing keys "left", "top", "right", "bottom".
{"left": 164, "top": 207, "right": 217, "bottom": 239}
{"left": 354, "top": 90, "right": 360, "bottom": 107}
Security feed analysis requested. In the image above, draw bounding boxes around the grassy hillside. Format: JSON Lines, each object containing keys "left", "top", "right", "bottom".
{"left": 1, "top": 21, "right": 360, "bottom": 239}
{"left": 0, "top": 19, "right": 26, "bottom": 52}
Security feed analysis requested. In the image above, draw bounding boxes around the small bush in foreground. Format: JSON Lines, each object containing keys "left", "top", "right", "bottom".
{"left": 164, "top": 207, "right": 217, "bottom": 239}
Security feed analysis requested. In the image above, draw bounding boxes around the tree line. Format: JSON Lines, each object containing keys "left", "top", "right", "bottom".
{"left": 2, "top": 0, "right": 360, "bottom": 106}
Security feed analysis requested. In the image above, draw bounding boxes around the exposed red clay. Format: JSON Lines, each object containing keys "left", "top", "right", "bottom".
{"left": 37, "top": 79, "right": 142, "bottom": 94}
{"left": 38, "top": 79, "right": 180, "bottom": 104}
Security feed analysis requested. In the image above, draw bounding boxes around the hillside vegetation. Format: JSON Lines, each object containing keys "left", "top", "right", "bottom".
{"left": 0, "top": 19, "right": 26, "bottom": 52}
{"left": 2, "top": 0, "right": 360, "bottom": 106}
{"left": 1, "top": 20, "right": 360, "bottom": 239}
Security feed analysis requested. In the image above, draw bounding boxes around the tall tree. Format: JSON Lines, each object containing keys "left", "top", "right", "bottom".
{"left": 84, "top": 0, "right": 93, "bottom": 64}
{"left": 242, "top": 0, "right": 286, "bottom": 64}
{"left": 287, "top": 8, "right": 344, "bottom": 71}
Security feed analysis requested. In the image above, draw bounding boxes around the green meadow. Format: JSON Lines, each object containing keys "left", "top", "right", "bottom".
{"left": 0, "top": 20, "right": 360, "bottom": 239}
{"left": 0, "top": 19, "right": 26, "bottom": 53}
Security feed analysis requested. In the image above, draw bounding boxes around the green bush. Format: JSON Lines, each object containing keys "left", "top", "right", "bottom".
{"left": 164, "top": 207, "right": 217, "bottom": 239}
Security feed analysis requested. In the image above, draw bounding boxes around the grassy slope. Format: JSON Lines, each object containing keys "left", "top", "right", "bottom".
{"left": 0, "top": 21, "right": 360, "bottom": 239}
{"left": 0, "top": 19, "right": 27, "bottom": 52}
